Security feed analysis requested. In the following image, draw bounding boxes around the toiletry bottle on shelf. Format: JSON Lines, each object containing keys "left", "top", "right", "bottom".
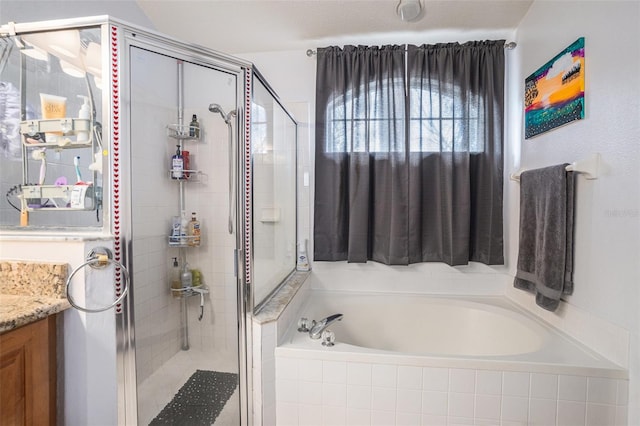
{"left": 77, "top": 95, "right": 90, "bottom": 142}
{"left": 170, "top": 216, "right": 181, "bottom": 245}
{"left": 171, "top": 145, "right": 183, "bottom": 179}
{"left": 189, "top": 114, "right": 200, "bottom": 138}
{"left": 180, "top": 210, "right": 189, "bottom": 245}
{"left": 182, "top": 150, "right": 190, "bottom": 180}
{"left": 181, "top": 262, "right": 192, "bottom": 289}
{"left": 191, "top": 268, "right": 202, "bottom": 287}
{"left": 170, "top": 257, "right": 181, "bottom": 298}
{"left": 297, "top": 239, "right": 310, "bottom": 271}
{"left": 188, "top": 212, "right": 201, "bottom": 246}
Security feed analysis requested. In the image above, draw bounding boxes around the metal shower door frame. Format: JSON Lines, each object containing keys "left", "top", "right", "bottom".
{"left": 112, "top": 20, "right": 254, "bottom": 426}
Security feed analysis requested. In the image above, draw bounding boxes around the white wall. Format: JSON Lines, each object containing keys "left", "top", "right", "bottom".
{"left": 510, "top": 1, "right": 640, "bottom": 422}
{"left": 0, "top": 238, "right": 118, "bottom": 426}
{"left": 243, "top": 4, "right": 640, "bottom": 422}
{"left": 0, "top": 0, "right": 155, "bottom": 28}
{"left": 240, "top": 29, "right": 515, "bottom": 280}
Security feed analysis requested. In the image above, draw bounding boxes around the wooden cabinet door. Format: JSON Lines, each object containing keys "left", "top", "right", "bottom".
{"left": 0, "top": 316, "right": 56, "bottom": 426}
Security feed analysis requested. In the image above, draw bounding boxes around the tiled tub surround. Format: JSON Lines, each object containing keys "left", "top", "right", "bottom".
{"left": 274, "top": 291, "right": 628, "bottom": 426}
{"left": 274, "top": 359, "right": 628, "bottom": 426}
{"left": 0, "top": 260, "right": 70, "bottom": 332}
{"left": 253, "top": 271, "right": 311, "bottom": 426}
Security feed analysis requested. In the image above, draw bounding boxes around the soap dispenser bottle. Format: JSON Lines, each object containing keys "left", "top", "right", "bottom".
{"left": 171, "top": 145, "right": 183, "bottom": 179}
{"left": 77, "top": 95, "right": 90, "bottom": 142}
{"left": 170, "top": 257, "right": 181, "bottom": 298}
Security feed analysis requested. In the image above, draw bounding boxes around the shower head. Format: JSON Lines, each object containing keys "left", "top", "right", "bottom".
{"left": 208, "top": 103, "right": 237, "bottom": 124}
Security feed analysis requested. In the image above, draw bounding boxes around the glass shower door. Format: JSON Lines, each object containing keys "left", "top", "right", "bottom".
{"left": 128, "top": 45, "right": 242, "bottom": 425}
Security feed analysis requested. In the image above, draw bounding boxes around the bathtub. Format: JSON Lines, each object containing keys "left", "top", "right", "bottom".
{"left": 274, "top": 291, "right": 629, "bottom": 426}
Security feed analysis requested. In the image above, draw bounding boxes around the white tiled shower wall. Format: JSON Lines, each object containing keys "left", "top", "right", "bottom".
{"left": 274, "top": 357, "right": 628, "bottom": 426}
{"left": 131, "top": 52, "right": 239, "bottom": 382}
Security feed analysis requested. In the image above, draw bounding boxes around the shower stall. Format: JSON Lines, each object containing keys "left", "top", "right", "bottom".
{"left": 0, "top": 16, "right": 298, "bottom": 425}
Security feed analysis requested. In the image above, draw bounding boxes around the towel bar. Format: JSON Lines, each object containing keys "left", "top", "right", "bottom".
{"left": 510, "top": 153, "right": 600, "bottom": 182}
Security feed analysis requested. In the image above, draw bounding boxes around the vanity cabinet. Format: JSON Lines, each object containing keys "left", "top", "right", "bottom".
{"left": 0, "top": 316, "right": 56, "bottom": 426}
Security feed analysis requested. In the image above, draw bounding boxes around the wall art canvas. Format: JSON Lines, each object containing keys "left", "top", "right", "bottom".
{"left": 524, "top": 37, "right": 585, "bottom": 139}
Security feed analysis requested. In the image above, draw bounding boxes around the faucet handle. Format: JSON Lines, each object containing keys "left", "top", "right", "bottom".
{"left": 321, "top": 329, "right": 336, "bottom": 347}
{"left": 297, "top": 317, "right": 316, "bottom": 333}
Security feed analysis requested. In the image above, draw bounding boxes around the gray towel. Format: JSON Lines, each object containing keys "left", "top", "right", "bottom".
{"left": 513, "top": 164, "right": 575, "bottom": 311}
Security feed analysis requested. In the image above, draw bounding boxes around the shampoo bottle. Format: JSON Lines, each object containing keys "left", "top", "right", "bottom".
{"left": 182, "top": 150, "right": 190, "bottom": 180}
{"left": 179, "top": 210, "right": 189, "bottom": 245}
{"left": 170, "top": 257, "right": 181, "bottom": 298}
{"left": 77, "top": 95, "right": 90, "bottom": 142}
{"left": 189, "top": 114, "right": 200, "bottom": 138}
{"left": 171, "top": 145, "right": 183, "bottom": 179}
{"left": 188, "top": 212, "right": 201, "bottom": 247}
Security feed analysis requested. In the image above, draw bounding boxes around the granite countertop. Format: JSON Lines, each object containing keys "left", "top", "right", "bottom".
{"left": 0, "top": 294, "right": 70, "bottom": 333}
{"left": 0, "top": 260, "right": 71, "bottom": 334}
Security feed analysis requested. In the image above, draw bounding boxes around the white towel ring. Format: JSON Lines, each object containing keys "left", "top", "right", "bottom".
{"left": 65, "top": 247, "right": 130, "bottom": 313}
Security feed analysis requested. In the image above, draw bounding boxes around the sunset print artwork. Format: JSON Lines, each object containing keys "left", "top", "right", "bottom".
{"left": 524, "top": 37, "right": 585, "bottom": 139}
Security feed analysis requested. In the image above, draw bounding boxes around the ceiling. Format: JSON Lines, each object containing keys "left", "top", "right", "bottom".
{"left": 135, "top": 0, "right": 533, "bottom": 54}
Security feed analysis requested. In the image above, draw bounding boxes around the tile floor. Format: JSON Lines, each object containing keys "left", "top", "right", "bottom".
{"left": 137, "top": 347, "right": 240, "bottom": 425}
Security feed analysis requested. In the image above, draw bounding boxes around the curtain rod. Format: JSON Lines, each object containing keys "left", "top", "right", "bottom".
{"left": 306, "top": 41, "right": 517, "bottom": 57}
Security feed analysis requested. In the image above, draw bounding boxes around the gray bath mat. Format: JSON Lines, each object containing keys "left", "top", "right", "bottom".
{"left": 150, "top": 370, "right": 238, "bottom": 425}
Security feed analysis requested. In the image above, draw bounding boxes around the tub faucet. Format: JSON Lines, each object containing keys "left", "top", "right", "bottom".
{"left": 309, "top": 313, "right": 343, "bottom": 339}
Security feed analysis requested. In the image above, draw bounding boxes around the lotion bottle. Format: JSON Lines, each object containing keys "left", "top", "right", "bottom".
{"left": 77, "top": 95, "right": 90, "bottom": 142}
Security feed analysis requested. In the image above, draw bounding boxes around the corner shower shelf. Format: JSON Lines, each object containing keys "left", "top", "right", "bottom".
{"left": 166, "top": 124, "right": 201, "bottom": 141}
{"left": 168, "top": 235, "right": 200, "bottom": 247}
{"left": 170, "top": 285, "right": 206, "bottom": 298}
{"left": 168, "top": 169, "right": 201, "bottom": 182}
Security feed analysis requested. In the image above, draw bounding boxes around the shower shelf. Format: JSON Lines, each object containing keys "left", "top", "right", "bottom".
{"left": 166, "top": 124, "right": 201, "bottom": 141}
{"left": 168, "top": 235, "right": 200, "bottom": 247}
{"left": 170, "top": 285, "right": 204, "bottom": 298}
{"left": 167, "top": 170, "right": 201, "bottom": 182}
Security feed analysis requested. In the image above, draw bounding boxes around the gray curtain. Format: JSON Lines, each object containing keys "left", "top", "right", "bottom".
{"left": 314, "top": 41, "right": 504, "bottom": 266}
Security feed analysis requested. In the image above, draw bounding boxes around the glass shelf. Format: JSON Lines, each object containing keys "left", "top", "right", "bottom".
{"left": 21, "top": 184, "right": 95, "bottom": 211}
{"left": 20, "top": 118, "right": 92, "bottom": 148}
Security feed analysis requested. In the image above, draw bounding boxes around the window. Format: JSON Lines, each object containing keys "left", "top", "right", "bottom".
{"left": 314, "top": 42, "right": 504, "bottom": 266}
{"left": 324, "top": 79, "right": 483, "bottom": 154}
